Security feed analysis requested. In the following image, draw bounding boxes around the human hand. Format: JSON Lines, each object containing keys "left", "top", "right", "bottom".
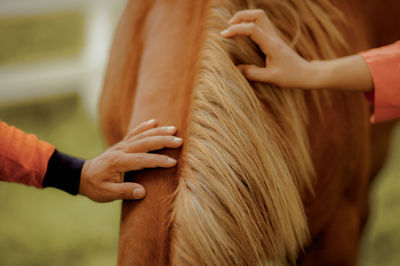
{"left": 220, "top": 9, "right": 314, "bottom": 89}
{"left": 79, "top": 119, "right": 183, "bottom": 202}
{"left": 221, "top": 9, "right": 374, "bottom": 92}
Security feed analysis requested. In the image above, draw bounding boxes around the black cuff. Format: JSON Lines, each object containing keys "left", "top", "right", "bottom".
{"left": 43, "top": 150, "right": 85, "bottom": 195}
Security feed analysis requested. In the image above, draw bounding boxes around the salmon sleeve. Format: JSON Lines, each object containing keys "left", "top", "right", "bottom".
{"left": 0, "top": 121, "right": 55, "bottom": 188}
{"left": 360, "top": 41, "right": 400, "bottom": 123}
{"left": 0, "top": 121, "right": 83, "bottom": 194}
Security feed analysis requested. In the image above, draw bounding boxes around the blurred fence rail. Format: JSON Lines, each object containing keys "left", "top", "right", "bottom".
{"left": 0, "top": 0, "right": 126, "bottom": 115}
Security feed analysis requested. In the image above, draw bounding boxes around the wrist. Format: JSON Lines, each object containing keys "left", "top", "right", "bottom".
{"left": 308, "top": 56, "right": 374, "bottom": 92}
{"left": 42, "top": 150, "right": 84, "bottom": 195}
{"left": 78, "top": 160, "right": 90, "bottom": 197}
{"left": 306, "top": 60, "right": 334, "bottom": 90}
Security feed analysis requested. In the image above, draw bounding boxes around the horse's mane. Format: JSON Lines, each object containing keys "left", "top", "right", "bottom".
{"left": 170, "top": 0, "right": 348, "bottom": 264}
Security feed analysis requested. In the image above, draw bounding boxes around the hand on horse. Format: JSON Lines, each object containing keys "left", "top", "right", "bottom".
{"left": 220, "top": 9, "right": 312, "bottom": 88}
{"left": 221, "top": 9, "right": 373, "bottom": 91}
{"left": 79, "top": 119, "right": 183, "bottom": 202}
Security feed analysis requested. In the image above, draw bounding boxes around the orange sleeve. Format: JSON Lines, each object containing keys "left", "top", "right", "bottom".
{"left": 0, "top": 121, "right": 55, "bottom": 188}
{"left": 360, "top": 41, "right": 400, "bottom": 123}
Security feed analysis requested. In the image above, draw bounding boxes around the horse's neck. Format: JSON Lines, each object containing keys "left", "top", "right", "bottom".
{"left": 99, "top": 0, "right": 394, "bottom": 264}
{"left": 100, "top": 1, "right": 211, "bottom": 265}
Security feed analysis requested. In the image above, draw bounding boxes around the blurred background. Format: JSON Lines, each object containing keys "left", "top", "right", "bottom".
{"left": 0, "top": 0, "right": 399, "bottom": 265}
{"left": 0, "top": 0, "right": 125, "bottom": 265}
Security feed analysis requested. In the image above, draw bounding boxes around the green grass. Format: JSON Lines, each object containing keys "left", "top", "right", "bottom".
{"left": 0, "top": 96, "right": 120, "bottom": 266}
{"left": 1, "top": 9, "right": 400, "bottom": 266}
{"left": 0, "top": 11, "right": 83, "bottom": 66}
{"left": 0, "top": 96, "right": 399, "bottom": 265}
{"left": 0, "top": 11, "right": 118, "bottom": 266}
{"left": 360, "top": 124, "right": 400, "bottom": 266}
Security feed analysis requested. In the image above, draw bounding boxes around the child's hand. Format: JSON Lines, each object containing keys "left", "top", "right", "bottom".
{"left": 221, "top": 9, "right": 373, "bottom": 92}
{"left": 79, "top": 119, "right": 183, "bottom": 202}
{"left": 220, "top": 9, "right": 313, "bottom": 88}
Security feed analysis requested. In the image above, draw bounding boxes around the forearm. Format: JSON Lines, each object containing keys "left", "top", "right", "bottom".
{"left": 0, "top": 121, "right": 83, "bottom": 194}
{"left": 308, "top": 55, "right": 374, "bottom": 92}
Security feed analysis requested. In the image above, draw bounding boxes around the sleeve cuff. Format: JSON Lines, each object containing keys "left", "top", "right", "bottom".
{"left": 359, "top": 41, "right": 400, "bottom": 123}
{"left": 42, "top": 150, "right": 85, "bottom": 195}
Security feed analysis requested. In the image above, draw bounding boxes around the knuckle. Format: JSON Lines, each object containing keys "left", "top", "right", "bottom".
{"left": 236, "top": 10, "right": 244, "bottom": 16}
{"left": 151, "top": 127, "right": 162, "bottom": 134}
{"left": 150, "top": 138, "right": 166, "bottom": 150}
{"left": 165, "top": 135, "right": 175, "bottom": 143}
{"left": 248, "top": 23, "right": 257, "bottom": 31}
{"left": 149, "top": 154, "right": 165, "bottom": 165}
{"left": 135, "top": 153, "right": 149, "bottom": 162}
{"left": 274, "top": 38, "right": 286, "bottom": 49}
{"left": 125, "top": 132, "right": 138, "bottom": 140}
{"left": 156, "top": 153, "right": 167, "bottom": 159}
{"left": 229, "top": 25, "right": 237, "bottom": 32}
{"left": 269, "top": 70, "right": 279, "bottom": 80}
{"left": 110, "top": 141, "right": 123, "bottom": 151}
{"left": 141, "top": 138, "right": 151, "bottom": 147}
{"left": 161, "top": 155, "right": 171, "bottom": 164}
{"left": 106, "top": 189, "right": 119, "bottom": 201}
{"left": 109, "top": 152, "right": 122, "bottom": 167}
{"left": 134, "top": 153, "right": 144, "bottom": 160}
{"left": 138, "top": 121, "right": 147, "bottom": 127}
{"left": 154, "top": 135, "right": 164, "bottom": 141}
{"left": 254, "top": 9, "right": 264, "bottom": 17}
{"left": 118, "top": 188, "right": 128, "bottom": 198}
{"left": 162, "top": 126, "right": 176, "bottom": 135}
{"left": 126, "top": 142, "right": 138, "bottom": 152}
{"left": 93, "top": 188, "right": 109, "bottom": 202}
{"left": 146, "top": 136, "right": 162, "bottom": 145}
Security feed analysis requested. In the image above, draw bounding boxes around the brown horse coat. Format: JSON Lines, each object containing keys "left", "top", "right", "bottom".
{"left": 99, "top": 0, "right": 400, "bottom": 265}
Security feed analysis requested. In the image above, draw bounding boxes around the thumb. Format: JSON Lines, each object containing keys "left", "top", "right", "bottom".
{"left": 237, "top": 64, "right": 273, "bottom": 83}
{"left": 107, "top": 182, "right": 146, "bottom": 200}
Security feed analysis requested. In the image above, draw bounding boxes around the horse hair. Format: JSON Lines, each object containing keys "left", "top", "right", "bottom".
{"left": 170, "top": 0, "right": 348, "bottom": 264}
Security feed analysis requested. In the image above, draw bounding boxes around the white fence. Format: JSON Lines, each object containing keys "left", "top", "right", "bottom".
{"left": 0, "top": 0, "right": 126, "bottom": 116}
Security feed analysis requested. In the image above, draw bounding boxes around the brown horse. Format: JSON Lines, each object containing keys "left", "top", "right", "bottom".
{"left": 99, "top": 0, "right": 399, "bottom": 265}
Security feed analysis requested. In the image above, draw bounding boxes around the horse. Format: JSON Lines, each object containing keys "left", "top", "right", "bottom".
{"left": 99, "top": 0, "right": 400, "bottom": 265}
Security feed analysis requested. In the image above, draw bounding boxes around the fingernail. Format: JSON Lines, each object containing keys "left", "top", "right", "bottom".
{"left": 133, "top": 188, "right": 145, "bottom": 199}
{"left": 167, "top": 126, "right": 176, "bottom": 131}
{"left": 147, "top": 119, "right": 156, "bottom": 124}
{"left": 173, "top": 137, "right": 183, "bottom": 143}
{"left": 168, "top": 158, "right": 177, "bottom": 164}
{"left": 220, "top": 29, "right": 228, "bottom": 36}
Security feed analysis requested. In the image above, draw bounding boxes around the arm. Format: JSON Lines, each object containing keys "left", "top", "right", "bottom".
{"left": 308, "top": 56, "right": 373, "bottom": 91}
{"left": 221, "top": 9, "right": 400, "bottom": 123}
{"left": 0, "top": 120, "right": 55, "bottom": 188}
{"left": 0, "top": 119, "right": 183, "bottom": 202}
{"left": 220, "top": 9, "right": 373, "bottom": 92}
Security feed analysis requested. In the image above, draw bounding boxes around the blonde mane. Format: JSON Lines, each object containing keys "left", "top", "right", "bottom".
{"left": 171, "top": 0, "right": 348, "bottom": 264}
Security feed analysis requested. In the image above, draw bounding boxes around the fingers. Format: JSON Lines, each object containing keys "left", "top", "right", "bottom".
{"left": 125, "top": 119, "right": 157, "bottom": 140}
{"left": 221, "top": 23, "right": 272, "bottom": 54}
{"left": 238, "top": 64, "right": 273, "bottom": 83}
{"left": 125, "top": 135, "right": 183, "bottom": 153}
{"left": 227, "top": 9, "right": 278, "bottom": 36}
{"left": 129, "top": 126, "right": 177, "bottom": 141}
{"left": 222, "top": 9, "right": 280, "bottom": 53}
{"left": 115, "top": 153, "right": 177, "bottom": 172}
{"left": 106, "top": 182, "right": 146, "bottom": 200}
{"left": 229, "top": 9, "right": 267, "bottom": 25}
